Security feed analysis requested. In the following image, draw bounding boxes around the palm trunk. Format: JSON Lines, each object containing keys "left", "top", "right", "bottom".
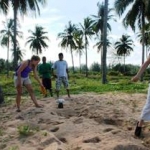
{"left": 79, "top": 51, "right": 81, "bottom": 73}
{"left": 124, "top": 54, "right": 125, "bottom": 73}
{"left": 140, "top": 3, "right": 145, "bottom": 81}
{"left": 70, "top": 47, "right": 75, "bottom": 73}
{"left": 6, "top": 38, "right": 9, "bottom": 77}
{"left": 85, "top": 37, "right": 88, "bottom": 77}
{"left": 102, "top": 0, "right": 108, "bottom": 84}
{"left": 100, "top": 34, "right": 103, "bottom": 74}
{"left": 13, "top": 1, "right": 17, "bottom": 68}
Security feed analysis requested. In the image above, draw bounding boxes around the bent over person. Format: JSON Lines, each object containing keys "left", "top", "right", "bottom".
{"left": 132, "top": 55, "right": 150, "bottom": 137}
{"left": 52, "top": 53, "right": 70, "bottom": 99}
{"left": 14, "top": 55, "right": 44, "bottom": 112}
{"left": 38, "top": 56, "right": 53, "bottom": 97}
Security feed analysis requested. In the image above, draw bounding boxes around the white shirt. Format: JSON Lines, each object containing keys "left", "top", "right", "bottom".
{"left": 52, "top": 60, "right": 68, "bottom": 77}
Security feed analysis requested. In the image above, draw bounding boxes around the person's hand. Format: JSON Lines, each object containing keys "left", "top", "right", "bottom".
{"left": 131, "top": 75, "right": 139, "bottom": 82}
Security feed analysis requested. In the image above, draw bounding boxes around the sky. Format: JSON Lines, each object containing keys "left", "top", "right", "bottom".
{"left": 0, "top": 0, "right": 143, "bottom": 67}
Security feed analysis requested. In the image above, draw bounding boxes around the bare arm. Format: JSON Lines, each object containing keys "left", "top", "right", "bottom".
{"left": 131, "top": 56, "right": 150, "bottom": 82}
{"left": 66, "top": 68, "right": 69, "bottom": 79}
{"left": 33, "top": 66, "right": 43, "bottom": 86}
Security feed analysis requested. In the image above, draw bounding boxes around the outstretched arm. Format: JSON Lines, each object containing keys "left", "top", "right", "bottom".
{"left": 131, "top": 56, "right": 150, "bottom": 82}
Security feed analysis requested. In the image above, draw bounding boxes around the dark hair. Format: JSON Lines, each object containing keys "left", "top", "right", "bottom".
{"left": 58, "top": 53, "right": 63, "bottom": 56}
{"left": 31, "top": 55, "right": 40, "bottom": 61}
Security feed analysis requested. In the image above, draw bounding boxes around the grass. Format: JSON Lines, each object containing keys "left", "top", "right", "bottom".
{"left": 0, "top": 72, "right": 148, "bottom": 105}
{"left": 17, "top": 124, "right": 39, "bottom": 136}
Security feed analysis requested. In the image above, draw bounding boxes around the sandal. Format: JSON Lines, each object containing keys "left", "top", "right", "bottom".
{"left": 134, "top": 122, "right": 142, "bottom": 137}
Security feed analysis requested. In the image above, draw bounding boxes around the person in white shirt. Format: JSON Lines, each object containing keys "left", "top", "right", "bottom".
{"left": 52, "top": 53, "right": 70, "bottom": 98}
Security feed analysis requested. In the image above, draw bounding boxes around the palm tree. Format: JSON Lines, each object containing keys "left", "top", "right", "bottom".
{"left": 0, "top": 19, "right": 22, "bottom": 77}
{"left": 26, "top": 25, "right": 49, "bottom": 55}
{"left": 94, "top": 38, "right": 111, "bottom": 52}
{"left": 0, "top": 0, "right": 8, "bottom": 14}
{"left": 92, "top": 1, "right": 114, "bottom": 83}
{"left": 11, "top": 46, "right": 25, "bottom": 64}
{"left": 79, "top": 17, "right": 95, "bottom": 77}
{"left": 92, "top": 2, "right": 114, "bottom": 40}
{"left": 115, "top": 34, "right": 134, "bottom": 73}
{"left": 58, "top": 21, "right": 77, "bottom": 73}
{"left": 137, "top": 23, "right": 150, "bottom": 59}
{"left": 102, "top": 0, "right": 109, "bottom": 84}
{"left": 0, "top": 19, "right": 14, "bottom": 77}
{"left": 114, "top": 0, "right": 150, "bottom": 80}
{"left": 0, "top": 0, "right": 47, "bottom": 67}
{"left": 74, "top": 33, "right": 84, "bottom": 73}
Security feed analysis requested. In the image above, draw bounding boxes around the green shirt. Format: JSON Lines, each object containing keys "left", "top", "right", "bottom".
{"left": 38, "top": 63, "right": 52, "bottom": 78}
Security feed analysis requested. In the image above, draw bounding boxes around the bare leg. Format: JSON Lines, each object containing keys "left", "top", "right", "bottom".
{"left": 66, "top": 89, "right": 70, "bottom": 98}
{"left": 24, "top": 84, "right": 41, "bottom": 107}
{"left": 16, "top": 86, "right": 22, "bottom": 112}
{"left": 56, "top": 89, "right": 59, "bottom": 99}
{"left": 138, "top": 120, "right": 144, "bottom": 127}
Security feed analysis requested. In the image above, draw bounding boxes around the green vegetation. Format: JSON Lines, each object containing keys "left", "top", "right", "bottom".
{"left": 17, "top": 124, "right": 39, "bottom": 136}
{"left": 0, "top": 70, "right": 148, "bottom": 106}
{"left": 8, "top": 146, "right": 19, "bottom": 150}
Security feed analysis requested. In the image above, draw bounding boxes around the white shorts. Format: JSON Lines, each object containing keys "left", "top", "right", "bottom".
{"left": 14, "top": 76, "right": 31, "bottom": 87}
{"left": 141, "top": 84, "right": 150, "bottom": 121}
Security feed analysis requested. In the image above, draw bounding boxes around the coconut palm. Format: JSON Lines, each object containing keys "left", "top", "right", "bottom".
{"left": 58, "top": 21, "right": 77, "bottom": 73}
{"left": 115, "top": 34, "right": 134, "bottom": 73}
{"left": 0, "top": 0, "right": 8, "bottom": 14}
{"left": 94, "top": 38, "right": 111, "bottom": 53}
{"left": 92, "top": 2, "right": 114, "bottom": 39}
{"left": 74, "top": 32, "right": 84, "bottom": 73}
{"left": 0, "top": 0, "right": 47, "bottom": 67}
{"left": 0, "top": 19, "right": 14, "bottom": 77}
{"left": 11, "top": 46, "right": 25, "bottom": 63}
{"left": 114, "top": 0, "right": 150, "bottom": 77}
{"left": 92, "top": 1, "right": 114, "bottom": 83}
{"left": 0, "top": 19, "right": 22, "bottom": 77}
{"left": 26, "top": 25, "right": 49, "bottom": 55}
{"left": 137, "top": 23, "right": 150, "bottom": 59}
{"left": 79, "top": 17, "right": 95, "bottom": 77}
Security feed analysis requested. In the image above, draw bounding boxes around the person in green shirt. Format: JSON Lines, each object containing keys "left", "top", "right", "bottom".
{"left": 38, "top": 56, "right": 53, "bottom": 97}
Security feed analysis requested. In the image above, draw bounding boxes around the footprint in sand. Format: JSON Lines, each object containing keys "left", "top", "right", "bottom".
{"left": 83, "top": 137, "right": 101, "bottom": 143}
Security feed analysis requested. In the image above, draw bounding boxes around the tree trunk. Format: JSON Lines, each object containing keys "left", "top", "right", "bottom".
{"left": 70, "top": 47, "right": 75, "bottom": 73}
{"left": 6, "top": 38, "right": 10, "bottom": 78}
{"left": 102, "top": 0, "right": 108, "bottom": 84}
{"left": 13, "top": 1, "right": 18, "bottom": 68}
{"left": 140, "top": 3, "right": 145, "bottom": 81}
{"left": 0, "top": 86, "right": 4, "bottom": 104}
{"left": 124, "top": 54, "right": 125, "bottom": 73}
{"left": 85, "top": 37, "right": 88, "bottom": 77}
{"left": 79, "top": 52, "right": 81, "bottom": 73}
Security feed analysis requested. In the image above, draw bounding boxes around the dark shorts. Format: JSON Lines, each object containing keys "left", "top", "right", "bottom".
{"left": 42, "top": 78, "right": 52, "bottom": 89}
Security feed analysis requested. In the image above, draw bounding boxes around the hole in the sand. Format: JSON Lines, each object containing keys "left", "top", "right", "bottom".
{"left": 83, "top": 137, "right": 101, "bottom": 143}
{"left": 50, "top": 127, "right": 59, "bottom": 132}
{"left": 58, "top": 137, "right": 67, "bottom": 143}
{"left": 113, "top": 144, "right": 147, "bottom": 150}
{"left": 103, "top": 128, "right": 114, "bottom": 132}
